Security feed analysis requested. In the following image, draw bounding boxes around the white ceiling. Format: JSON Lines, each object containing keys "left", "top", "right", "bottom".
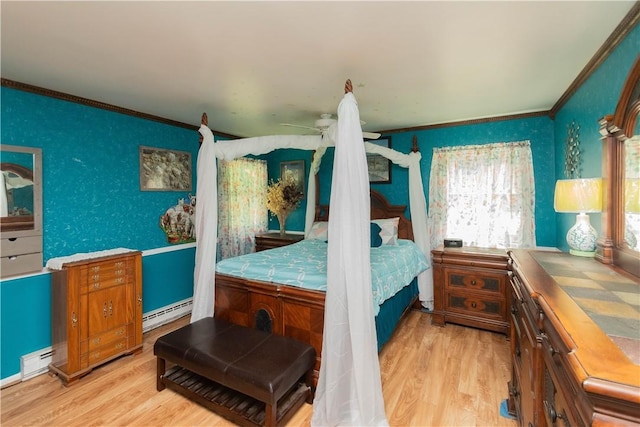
{"left": 1, "top": 1, "right": 636, "bottom": 138}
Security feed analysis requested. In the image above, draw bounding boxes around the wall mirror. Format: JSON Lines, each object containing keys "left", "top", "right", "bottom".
{"left": 598, "top": 56, "right": 640, "bottom": 278}
{"left": 0, "top": 145, "right": 42, "bottom": 237}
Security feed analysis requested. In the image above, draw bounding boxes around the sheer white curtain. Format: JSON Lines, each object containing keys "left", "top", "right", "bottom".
{"left": 429, "top": 141, "right": 536, "bottom": 249}
{"left": 217, "top": 158, "right": 268, "bottom": 260}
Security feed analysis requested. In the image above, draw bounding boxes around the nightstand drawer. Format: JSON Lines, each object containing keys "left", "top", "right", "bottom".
{"left": 445, "top": 268, "right": 506, "bottom": 295}
{"left": 431, "top": 246, "right": 510, "bottom": 335}
{"left": 445, "top": 292, "right": 506, "bottom": 320}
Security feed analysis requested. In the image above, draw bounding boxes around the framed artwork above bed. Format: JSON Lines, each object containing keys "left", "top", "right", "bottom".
{"left": 280, "top": 160, "right": 305, "bottom": 196}
{"left": 367, "top": 137, "right": 392, "bottom": 184}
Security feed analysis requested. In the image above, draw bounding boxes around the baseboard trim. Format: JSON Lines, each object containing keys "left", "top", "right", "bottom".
{"left": 0, "top": 373, "right": 22, "bottom": 389}
{"left": 142, "top": 297, "right": 193, "bottom": 332}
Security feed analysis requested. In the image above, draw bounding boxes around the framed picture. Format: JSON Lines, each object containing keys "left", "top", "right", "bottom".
{"left": 139, "top": 146, "right": 192, "bottom": 191}
{"left": 367, "top": 137, "right": 392, "bottom": 184}
{"left": 280, "top": 160, "right": 305, "bottom": 196}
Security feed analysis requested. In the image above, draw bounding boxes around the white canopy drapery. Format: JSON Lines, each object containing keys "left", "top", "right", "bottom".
{"left": 192, "top": 81, "right": 431, "bottom": 425}
{"left": 192, "top": 132, "right": 433, "bottom": 322}
{"left": 310, "top": 89, "right": 387, "bottom": 426}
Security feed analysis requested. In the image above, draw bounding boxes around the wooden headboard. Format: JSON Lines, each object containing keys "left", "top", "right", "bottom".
{"left": 314, "top": 189, "right": 414, "bottom": 241}
{"left": 312, "top": 135, "right": 419, "bottom": 241}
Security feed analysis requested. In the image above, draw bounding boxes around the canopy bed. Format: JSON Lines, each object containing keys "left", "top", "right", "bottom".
{"left": 214, "top": 188, "right": 428, "bottom": 386}
{"left": 192, "top": 80, "right": 432, "bottom": 425}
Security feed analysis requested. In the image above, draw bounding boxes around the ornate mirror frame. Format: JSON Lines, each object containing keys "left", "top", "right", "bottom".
{"left": 597, "top": 55, "right": 640, "bottom": 278}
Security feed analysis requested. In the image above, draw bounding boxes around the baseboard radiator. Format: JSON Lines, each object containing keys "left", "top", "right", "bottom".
{"left": 21, "top": 347, "right": 53, "bottom": 381}
{"left": 142, "top": 297, "right": 193, "bottom": 332}
{"left": 18, "top": 298, "right": 193, "bottom": 382}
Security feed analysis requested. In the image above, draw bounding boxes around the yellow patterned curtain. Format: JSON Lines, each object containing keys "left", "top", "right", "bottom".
{"left": 217, "top": 157, "right": 267, "bottom": 259}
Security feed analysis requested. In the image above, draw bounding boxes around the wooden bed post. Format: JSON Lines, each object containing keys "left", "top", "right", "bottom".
{"left": 198, "top": 112, "right": 208, "bottom": 146}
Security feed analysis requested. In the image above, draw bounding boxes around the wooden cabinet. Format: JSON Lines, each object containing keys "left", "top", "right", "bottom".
{"left": 508, "top": 249, "right": 640, "bottom": 426}
{"left": 255, "top": 232, "right": 304, "bottom": 252}
{"left": 431, "top": 246, "right": 510, "bottom": 335}
{"left": 49, "top": 251, "right": 143, "bottom": 385}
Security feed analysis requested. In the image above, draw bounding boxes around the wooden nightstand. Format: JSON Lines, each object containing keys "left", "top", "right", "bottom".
{"left": 255, "top": 232, "right": 304, "bottom": 252}
{"left": 431, "top": 246, "right": 510, "bottom": 335}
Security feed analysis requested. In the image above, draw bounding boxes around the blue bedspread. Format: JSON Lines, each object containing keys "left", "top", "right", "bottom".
{"left": 216, "top": 239, "right": 428, "bottom": 314}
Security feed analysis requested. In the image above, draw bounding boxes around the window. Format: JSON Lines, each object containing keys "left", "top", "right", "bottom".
{"left": 217, "top": 157, "right": 268, "bottom": 259}
{"left": 429, "top": 141, "right": 536, "bottom": 249}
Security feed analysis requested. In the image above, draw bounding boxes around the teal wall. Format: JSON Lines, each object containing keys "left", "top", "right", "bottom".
{"left": 312, "top": 117, "right": 556, "bottom": 247}
{"left": 553, "top": 24, "right": 640, "bottom": 251}
{"left": 0, "top": 88, "right": 204, "bottom": 380}
{"left": 264, "top": 149, "right": 313, "bottom": 232}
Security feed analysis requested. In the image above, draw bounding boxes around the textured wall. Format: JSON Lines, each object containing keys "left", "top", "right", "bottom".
{"left": 553, "top": 24, "right": 640, "bottom": 251}
{"left": 0, "top": 88, "right": 200, "bottom": 381}
{"left": 315, "top": 115, "right": 556, "bottom": 247}
{"left": 1, "top": 87, "right": 200, "bottom": 261}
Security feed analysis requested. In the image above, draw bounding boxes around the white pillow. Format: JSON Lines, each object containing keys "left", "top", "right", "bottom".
{"left": 306, "top": 221, "right": 328, "bottom": 240}
{"left": 372, "top": 217, "right": 399, "bottom": 245}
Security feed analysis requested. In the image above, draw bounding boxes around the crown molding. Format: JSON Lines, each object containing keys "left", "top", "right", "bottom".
{"left": 549, "top": 2, "right": 640, "bottom": 118}
{"left": 0, "top": 78, "right": 239, "bottom": 140}
{"left": 377, "top": 110, "right": 550, "bottom": 135}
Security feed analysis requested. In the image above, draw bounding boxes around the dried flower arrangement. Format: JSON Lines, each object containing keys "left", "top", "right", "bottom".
{"left": 266, "top": 176, "right": 304, "bottom": 235}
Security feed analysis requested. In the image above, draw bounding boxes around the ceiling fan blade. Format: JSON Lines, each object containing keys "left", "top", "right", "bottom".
{"left": 280, "top": 123, "right": 321, "bottom": 132}
{"left": 363, "top": 131, "right": 381, "bottom": 139}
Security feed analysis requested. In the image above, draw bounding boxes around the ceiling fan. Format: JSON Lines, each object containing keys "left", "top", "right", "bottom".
{"left": 281, "top": 113, "right": 381, "bottom": 140}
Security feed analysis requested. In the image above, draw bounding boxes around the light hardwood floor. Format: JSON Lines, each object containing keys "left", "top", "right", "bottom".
{"left": 1, "top": 310, "right": 517, "bottom": 427}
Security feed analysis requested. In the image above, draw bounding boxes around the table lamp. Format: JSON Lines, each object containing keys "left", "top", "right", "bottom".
{"left": 554, "top": 178, "right": 602, "bottom": 257}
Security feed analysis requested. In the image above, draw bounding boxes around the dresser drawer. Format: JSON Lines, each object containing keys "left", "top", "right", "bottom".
{"left": 445, "top": 267, "right": 506, "bottom": 296}
{"left": 1, "top": 252, "right": 43, "bottom": 276}
{"left": 1, "top": 235, "right": 42, "bottom": 257}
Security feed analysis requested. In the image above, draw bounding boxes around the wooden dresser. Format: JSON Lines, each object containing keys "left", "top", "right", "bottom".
{"left": 431, "top": 246, "right": 510, "bottom": 335}
{"left": 49, "top": 251, "right": 143, "bottom": 385}
{"left": 255, "top": 232, "right": 304, "bottom": 252}
{"left": 508, "top": 249, "right": 640, "bottom": 426}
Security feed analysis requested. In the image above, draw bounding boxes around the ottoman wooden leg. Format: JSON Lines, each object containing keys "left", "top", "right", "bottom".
{"left": 265, "top": 402, "right": 277, "bottom": 427}
{"left": 156, "top": 357, "right": 166, "bottom": 391}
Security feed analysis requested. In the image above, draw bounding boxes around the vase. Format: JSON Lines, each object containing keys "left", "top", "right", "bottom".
{"left": 277, "top": 212, "right": 288, "bottom": 236}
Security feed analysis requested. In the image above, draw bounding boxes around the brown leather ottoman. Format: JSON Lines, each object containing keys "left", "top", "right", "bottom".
{"left": 154, "top": 317, "right": 316, "bottom": 427}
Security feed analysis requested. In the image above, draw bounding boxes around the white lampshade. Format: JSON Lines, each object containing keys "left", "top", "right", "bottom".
{"left": 554, "top": 178, "right": 602, "bottom": 257}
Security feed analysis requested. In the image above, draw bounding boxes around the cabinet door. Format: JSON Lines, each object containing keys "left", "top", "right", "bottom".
{"left": 88, "top": 285, "right": 128, "bottom": 336}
